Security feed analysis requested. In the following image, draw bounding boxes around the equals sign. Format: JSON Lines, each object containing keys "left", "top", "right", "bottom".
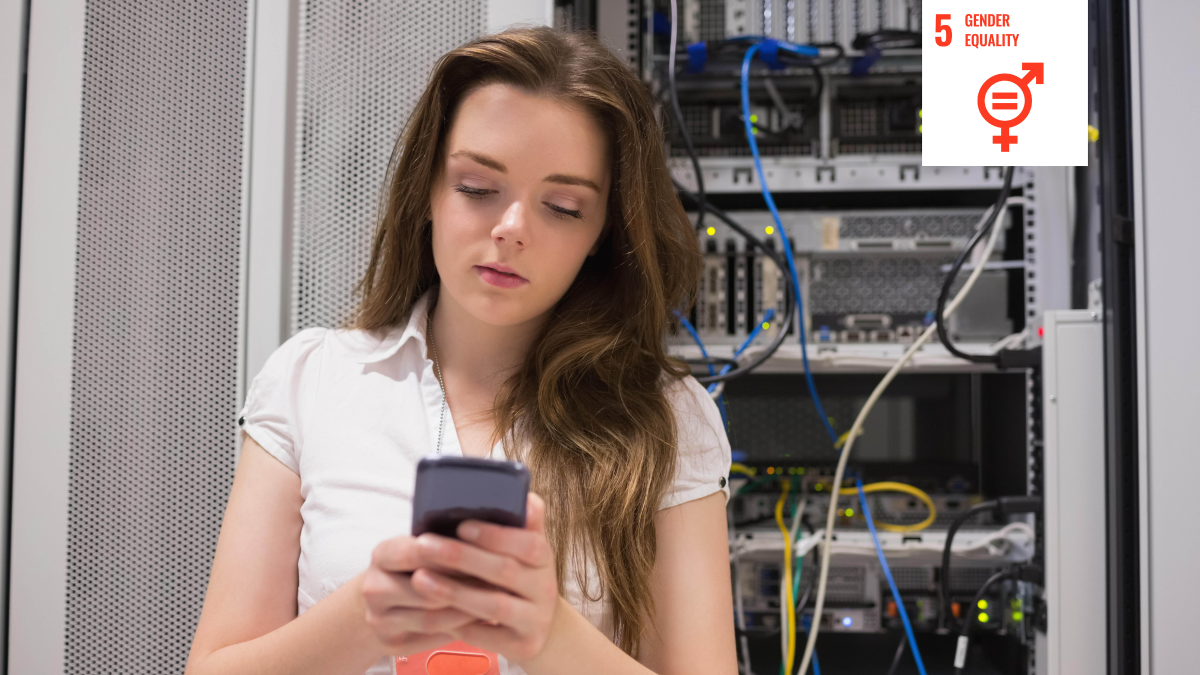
{"left": 992, "top": 91, "right": 1018, "bottom": 111}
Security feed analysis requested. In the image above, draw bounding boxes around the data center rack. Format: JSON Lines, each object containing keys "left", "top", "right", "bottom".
{"left": 598, "top": 1, "right": 1076, "bottom": 673}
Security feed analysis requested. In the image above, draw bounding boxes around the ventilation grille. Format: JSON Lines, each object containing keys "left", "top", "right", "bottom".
{"left": 810, "top": 256, "right": 957, "bottom": 315}
{"left": 841, "top": 212, "right": 984, "bottom": 239}
{"left": 67, "top": 1, "right": 247, "bottom": 672}
{"left": 291, "top": 0, "right": 486, "bottom": 333}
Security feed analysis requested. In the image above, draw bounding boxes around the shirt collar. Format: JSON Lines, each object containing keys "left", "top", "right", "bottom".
{"left": 357, "top": 289, "right": 434, "bottom": 365}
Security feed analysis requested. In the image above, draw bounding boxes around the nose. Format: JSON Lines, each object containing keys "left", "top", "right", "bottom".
{"left": 492, "top": 199, "right": 528, "bottom": 249}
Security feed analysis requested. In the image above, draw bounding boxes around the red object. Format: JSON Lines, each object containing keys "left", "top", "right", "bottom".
{"left": 887, "top": 600, "right": 899, "bottom": 618}
{"left": 951, "top": 602, "right": 963, "bottom": 619}
{"left": 395, "top": 642, "right": 499, "bottom": 675}
{"left": 977, "top": 63, "right": 1044, "bottom": 152}
{"left": 1038, "top": 326, "right": 1045, "bottom": 338}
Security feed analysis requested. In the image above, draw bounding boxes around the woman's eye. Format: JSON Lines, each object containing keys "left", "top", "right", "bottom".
{"left": 454, "top": 184, "right": 495, "bottom": 199}
{"left": 543, "top": 201, "right": 583, "bottom": 220}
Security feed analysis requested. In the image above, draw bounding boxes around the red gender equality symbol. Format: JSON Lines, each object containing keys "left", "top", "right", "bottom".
{"left": 977, "top": 63, "right": 1044, "bottom": 152}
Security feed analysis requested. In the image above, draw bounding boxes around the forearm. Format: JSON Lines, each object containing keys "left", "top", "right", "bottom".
{"left": 187, "top": 573, "right": 385, "bottom": 675}
{"left": 517, "top": 598, "right": 656, "bottom": 675}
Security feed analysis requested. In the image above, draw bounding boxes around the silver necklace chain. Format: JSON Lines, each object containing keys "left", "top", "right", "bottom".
{"left": 426, "top": 311, "right": 447, "bottom": 454}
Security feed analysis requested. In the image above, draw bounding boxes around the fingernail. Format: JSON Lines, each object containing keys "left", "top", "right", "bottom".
{"left": 417, "top": 536, "right": 441, "bottom": 554}
{"left": 458, "top": 522, "right": 479, "bottom": 541}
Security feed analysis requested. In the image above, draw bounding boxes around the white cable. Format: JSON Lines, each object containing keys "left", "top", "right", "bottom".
{"left": 795, "top": 196, "right": 1025, "bottom": 675}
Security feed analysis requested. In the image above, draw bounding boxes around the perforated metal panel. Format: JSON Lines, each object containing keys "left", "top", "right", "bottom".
{"left": 810, "top": 256, "right": 956, "bottom": 315}
{"left": 291, "top": 0, "right": 486, "bottom": 333}
{"left": 67, "top": 1, "right": 248, "bottom": 672}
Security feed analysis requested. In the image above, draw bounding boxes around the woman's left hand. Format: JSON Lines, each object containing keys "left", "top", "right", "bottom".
{"left": 410, "top": 492, "right": 560, "bottom": 664}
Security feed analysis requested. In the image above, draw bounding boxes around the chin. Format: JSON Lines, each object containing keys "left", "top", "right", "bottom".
{"left": 462, "top": 288, "right": 550, "bottom": 328}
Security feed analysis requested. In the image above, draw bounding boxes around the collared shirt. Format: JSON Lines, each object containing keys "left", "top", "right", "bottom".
{"left": 238, "top": 291, "right": 731, "bottom": 674}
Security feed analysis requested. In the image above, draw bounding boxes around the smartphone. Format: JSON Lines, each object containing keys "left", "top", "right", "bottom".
{"left": 410, "top": 456, "right": 530, "bottom": 538}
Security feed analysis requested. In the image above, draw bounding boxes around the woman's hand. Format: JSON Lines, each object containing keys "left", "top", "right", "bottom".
{"left": 409, "top": 493, "right": 560, "bottom": 664}
{"left": 360, "top": 535, "right": 480, "bottom": 655}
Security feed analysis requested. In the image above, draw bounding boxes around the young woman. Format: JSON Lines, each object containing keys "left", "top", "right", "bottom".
{"left": 186, "top": 28, "right": 736, "bottom": 675}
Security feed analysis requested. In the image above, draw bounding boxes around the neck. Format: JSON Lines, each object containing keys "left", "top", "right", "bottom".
{"left": 429, "top": 288, "right": 545, "bottom": 389}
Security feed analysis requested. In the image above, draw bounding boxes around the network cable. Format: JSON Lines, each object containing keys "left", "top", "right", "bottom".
{"left": 796, "top": 198, "right": 1025, "bottom": 675}
{"left": 857, "top": 478, "right": 929, "bottom": 675}
{"left": 952, "top": 564, "right": 1042, "bottom": 674}
{"left": 837, "top": 481, "right": 938, "bottom": 533}
{"left": 674, "top": 310, "right": 730, "bottom": 426}
{"left": 708, "top": 308, "right": 778, "bottom": 400}
{"left": 935, "top": 167, "right": 1017, "bottom": 364}
{"left": 773, "top": 479, "right": 797, "bottom": 675}
{"left": 938, "top": 496, "right": 1042, "bottom": 631}
{"left": 667, "top": 0, "right": 705, "bottom": 231}
{"left": 739, "top": 42, "right": 839, "bottom": 445}
{"left": 673, "top": 188, "right": 797, "bottom": 386}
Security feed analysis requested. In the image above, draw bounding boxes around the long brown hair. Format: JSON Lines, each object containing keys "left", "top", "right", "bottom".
{"left": 354, "top": 27, "right": 702, "bottom": 655}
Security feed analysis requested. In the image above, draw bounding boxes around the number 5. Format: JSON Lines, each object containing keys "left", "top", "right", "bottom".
{"left": 935, "top": 14, "right": 952, "bottom": 47}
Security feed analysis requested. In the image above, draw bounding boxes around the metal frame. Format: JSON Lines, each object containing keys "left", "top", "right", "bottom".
{"left": 7, "top": 0, "right": 86, "bottom": 671}
{"left": 1042, "top": 310, "right": 1106, "bottom": 675}
{"left": 1096, "top": 1, "right": 1141, "bottom": 673}
{"left": 0, "top": 0, "right": 30, "bottom": 667}
{"left": 1131, "top": 1, "right": 1200, "bottom": 674}
{"left": 243, "top": 0, "right": 294, "bottom": 404}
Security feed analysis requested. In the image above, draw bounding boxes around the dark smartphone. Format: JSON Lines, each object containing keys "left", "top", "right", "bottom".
{"left": 411, "top": 456, "right": 530, "bottom": 538}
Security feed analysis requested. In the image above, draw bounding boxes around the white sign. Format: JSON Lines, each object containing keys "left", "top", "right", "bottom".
{"left": 921, "top": 1, "right": 1088, "bottom": 166}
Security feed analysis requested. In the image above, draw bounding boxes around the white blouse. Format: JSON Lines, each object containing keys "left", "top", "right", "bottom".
{"left": 238, "top": 291, "right": 731, "bottom": 675}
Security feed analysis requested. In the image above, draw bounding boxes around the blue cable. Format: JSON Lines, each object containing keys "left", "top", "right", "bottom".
{"left": 709, "top": 307, "right": 777, "bottom": 390}
{"left": 739, "top": 43, "right": 838, "bottom": 445}
{"left": 674, "top": 310, "right": 728, "bottom": 427}
{"left": 798, "top": 614, "right": 822, "bottom": 675}
{"left": 857, "top": 478, "right": 928, "bottom": 675}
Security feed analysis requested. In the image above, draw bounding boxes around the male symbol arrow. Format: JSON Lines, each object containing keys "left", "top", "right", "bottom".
{"left": 1020, "top": 62, "right": 1044, "bottom": 85}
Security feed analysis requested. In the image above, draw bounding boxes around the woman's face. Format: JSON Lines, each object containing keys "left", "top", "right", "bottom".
{"left": 430, "top": 83, "right": 611, "bottom": 328}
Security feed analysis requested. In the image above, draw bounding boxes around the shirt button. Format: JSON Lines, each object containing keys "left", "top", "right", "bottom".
{"left": 719, "top": 476, "right": 727, "bottom": 488}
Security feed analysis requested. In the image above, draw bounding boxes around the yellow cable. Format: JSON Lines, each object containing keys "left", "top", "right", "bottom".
{"left": 730, "top": 462, "right": 756, "bottom": 477}
{"left": 837, "top": 481, "right": 938, "bottom": 532}
{"left": 774, "top": 479, "right": 795, "bottom": 675}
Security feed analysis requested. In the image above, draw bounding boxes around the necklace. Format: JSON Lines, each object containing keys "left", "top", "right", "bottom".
{"left": 426, "top": 310, "right": 447, "bottom": 454}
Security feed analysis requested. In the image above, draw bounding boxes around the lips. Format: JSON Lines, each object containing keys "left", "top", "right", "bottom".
{"left": 474, "top": 264, "right": 528, "bottom": 289}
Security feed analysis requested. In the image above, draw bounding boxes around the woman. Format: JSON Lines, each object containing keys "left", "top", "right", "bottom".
{"left": 186, "top": 27, "right": 736, "bottom": 675}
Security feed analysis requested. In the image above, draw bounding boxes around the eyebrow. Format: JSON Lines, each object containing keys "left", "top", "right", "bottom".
{"left": 449, "top": 149, "right": 602, "bottom": 194}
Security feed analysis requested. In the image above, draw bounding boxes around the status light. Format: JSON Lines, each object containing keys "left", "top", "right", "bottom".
{"left": 706, "top": 226, "right": 716, "bottom": 236}
{"left": 765, "top": 226, "right": 775, "bottom": 235}
{"left": 977, "top": 599, "right": 988, "bottom": 610}
{"left": 845, "top": 508, "right": 854, "bottom": 517}
{"left": 978, "top": 612, "right": 990, "bottom": 623}
{"left": 841, "top": 616, "right": 853, "bottom": 628}
{"left": 1012, "top": 611, "right": 1024, "bottom": 621}
{"left": 766, "top": 467, "right": 775, "bottom": 474}
{"left": 750, "top": 114, "right": 759, "bottom": 123}
{"left": 762, "top": 322, "right": 770, "bottom": 330}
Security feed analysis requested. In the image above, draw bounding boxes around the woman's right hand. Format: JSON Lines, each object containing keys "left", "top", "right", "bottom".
{"left": 360, "top": 535, "right": 479, "bottom": 656}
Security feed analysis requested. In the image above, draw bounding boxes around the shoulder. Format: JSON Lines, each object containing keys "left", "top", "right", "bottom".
{"left": 659, "top": 375, "right": 732, "bottom": 510}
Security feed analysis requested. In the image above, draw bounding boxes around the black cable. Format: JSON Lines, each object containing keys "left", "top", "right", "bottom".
{"left": 885, "top": 633, "right": 907, "bottom": 675}
{"left": 934, "top": 166, "right": 1016, "bottom": 364}
{"left": 939, "top": 496, "right": 1042, "bottom": 631}
{"left": 953, "top": 568, "right": 1012, "bottom": 675}
{"left": 667, "top": 0, "right": 705, "bottom": 231}
{"left": 809, "top": 64, "right": 825, "bottom": 106}
{"left": 939, "top": 501, "right": 995, "bottom": 631}
{"left": 674, "top": 183, "right": 797, "bottom": 386}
